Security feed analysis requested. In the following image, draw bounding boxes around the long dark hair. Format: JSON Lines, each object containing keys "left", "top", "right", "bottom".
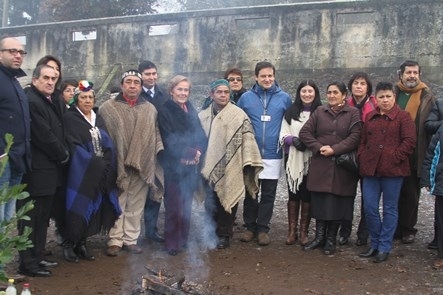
{"left": 284, "top": 79, "right": 322, "bottom": 124}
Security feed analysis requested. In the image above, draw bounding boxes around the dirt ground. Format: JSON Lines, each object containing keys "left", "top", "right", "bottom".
{"left": 5, "top": 178, "right": 443, "bottom": 295}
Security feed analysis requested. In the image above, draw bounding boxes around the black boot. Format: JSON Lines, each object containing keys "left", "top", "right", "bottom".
{"left": 324, "top": 221, "right": 340, "bottom": 255}
{"left": 74, "top": 238, "right": 95, "bottom": 261}
{"left": 63, "top": 240, "right": 79, "bottom": 263}
{"left": 428, "top": 217, "right": 438, "bottom": 250}
{"left": 303, "top": 220, "right": 326, "bottom": 251}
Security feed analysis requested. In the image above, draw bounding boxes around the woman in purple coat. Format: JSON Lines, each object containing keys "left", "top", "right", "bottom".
{"left": 358, "top": 82, "right": 416, "bottom": 263}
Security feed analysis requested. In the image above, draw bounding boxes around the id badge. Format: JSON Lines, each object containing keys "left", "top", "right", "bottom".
{"left": 261, "top": 115, "right": 271, "bottom": 122}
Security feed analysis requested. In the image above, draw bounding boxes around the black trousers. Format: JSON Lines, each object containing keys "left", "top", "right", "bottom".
{"left": 339, "top": 180, "right": 368, "bottom": 240}
{"left": 144, "top": 196, "right": 161, "bottom": 237}
{"left": 435, "top": 197, "right": 443, "bottom": 259}
{"left": 397, "top": 174, "right": 420, "bottom": 236}
{"left": 243, "top": 179, "right": 278, "bottom": 233}
{"left": 17, "top": 194, "right": 54, "bottom": 271}
{"left": 205, "top": 191, "right": 238, "bottom": 238}
{"left": 50, "top": 185, "right": 66, "bottom": 237}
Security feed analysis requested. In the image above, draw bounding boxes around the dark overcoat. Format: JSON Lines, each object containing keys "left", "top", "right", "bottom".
{"left": 0, "top": 65, "right": 31, "bottom": 173}
{"left": 299, "top": 104, "right": 361, "bottom": 197}
{"left": 157, "top": 99, "right": 207, "bottom": 183}
{"left": 140, "top": 84, "right": 169, "bottom": 110}
{"left": 22, "top": 85, "right": 68, "bottom": 196}
{"left": 421, "top": 124, "right": 443, "bottom": 196}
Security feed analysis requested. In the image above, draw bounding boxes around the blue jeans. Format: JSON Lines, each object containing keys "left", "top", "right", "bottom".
{"left": 0, "top": 161, "right": 23, "bottom": 222}
{"left": 363, "top": 176, "right": 403, "bottom": 253}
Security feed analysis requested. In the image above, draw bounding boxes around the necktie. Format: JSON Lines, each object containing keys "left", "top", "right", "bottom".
{"left": 147, "top": 89, "right": 153, "bottom": 99}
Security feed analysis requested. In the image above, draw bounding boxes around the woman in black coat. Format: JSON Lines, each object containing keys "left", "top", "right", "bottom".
{"left": 62, "top": 81, "right": 120, "bottom": 262}
{"left": 158, "top": 75, "right": 207, "bottom": 256}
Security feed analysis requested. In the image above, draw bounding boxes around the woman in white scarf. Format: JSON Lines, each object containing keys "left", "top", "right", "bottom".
{"left": 280, "top": 80, "right": 322, "bottom": 246}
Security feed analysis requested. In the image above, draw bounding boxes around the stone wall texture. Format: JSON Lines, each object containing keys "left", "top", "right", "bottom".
{"left": 1, "top": 0, "right": 442, "bottom": 102}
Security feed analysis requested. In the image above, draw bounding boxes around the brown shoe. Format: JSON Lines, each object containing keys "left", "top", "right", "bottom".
{"left": 432, "top": 258, "right": 443, "bottom": 269}
{"left": 240, "top": 230, "right": 255, "bottom": 243}
{"left": 257, "top": 232, "right": 271, "bottom": 246}
{"left": 106, "top": 245, "right": 121, "bottom": 257}
{"left": 123, "top": 244, "right": 143, "bottom": 254}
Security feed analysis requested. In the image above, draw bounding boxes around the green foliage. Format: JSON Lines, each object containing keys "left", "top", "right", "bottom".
{"left": 39, "top": 0, "right": 158, "bottom": 22}
{"left": 0, "top": 134, "right": 34, "bottom": 282}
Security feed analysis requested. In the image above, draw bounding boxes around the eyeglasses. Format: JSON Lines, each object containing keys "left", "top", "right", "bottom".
{"left": 227, "top": 77, "right": 242, "bottom": 82}
{"left": 0, "top": 48, "right": 27, "bottom": 56}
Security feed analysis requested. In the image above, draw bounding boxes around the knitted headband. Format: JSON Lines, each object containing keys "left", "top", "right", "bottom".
{"left": 210, "top": 79, "right": 230, "bottom": 91}
{"left": 121, "top": 69, "right": 142, "bottom": 83}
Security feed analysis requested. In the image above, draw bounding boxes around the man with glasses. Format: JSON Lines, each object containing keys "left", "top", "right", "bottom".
{"left": 0, "top": 36, "right": 31, "bottom": 282}
{"left": 0, "top": 37, "right": 31, "bottom": 223}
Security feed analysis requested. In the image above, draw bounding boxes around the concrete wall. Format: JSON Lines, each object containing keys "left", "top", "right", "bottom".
{"left": 186, "top": 0, "right": 329, "bottom": 10}
{"left": 1, "top": 0, "right": 442, "bottom": 102}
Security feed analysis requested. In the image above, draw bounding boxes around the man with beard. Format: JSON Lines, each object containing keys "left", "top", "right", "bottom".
{"left": 395, "top": 60, "right": 435, "bottom": 244}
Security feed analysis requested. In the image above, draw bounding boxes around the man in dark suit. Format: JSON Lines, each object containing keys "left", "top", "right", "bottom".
{"left": 138, "top": 60, "right": 168, "bottom": 243}
{"left": 0, "top": 35, "right": 31, "bottom": 284}
{"left": 18, "top": 64, "right": 69, "bottom": 277}
{"left": 0, "top": 37, "right": 31, "bottom": 223}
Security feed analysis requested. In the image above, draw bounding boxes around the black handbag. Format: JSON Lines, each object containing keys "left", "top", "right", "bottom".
{"left": 335, "top": 120, "right": 362, "bottom": 173}
{"left": 336, "top": 151, "right": 358, "bottom": 173}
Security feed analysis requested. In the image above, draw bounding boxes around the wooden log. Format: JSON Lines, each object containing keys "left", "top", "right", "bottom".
{"left": 144, "top": 275, "right": 187, "bottom": 295}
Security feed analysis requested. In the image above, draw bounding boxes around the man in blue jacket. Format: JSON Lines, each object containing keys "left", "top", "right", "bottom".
{"left": 237, "top": 61, "right": 292, "bottom": 246}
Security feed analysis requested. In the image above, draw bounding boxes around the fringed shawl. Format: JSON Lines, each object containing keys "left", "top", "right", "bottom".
{"left": 198, "top": 103, "right": 263, "bottom": 213}
{"left": 279, "top": 113, "right": 312, "bottom": 193}
{"left": 98, "top": 96, "right": 164, "bottom": 201}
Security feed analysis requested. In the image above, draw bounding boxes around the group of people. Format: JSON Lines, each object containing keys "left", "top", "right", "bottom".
{"left": 1, "top": 34, "right": 443, "bottom": 283}
{"left": 279, "top": 61, "right": 438, "bottom": 267}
